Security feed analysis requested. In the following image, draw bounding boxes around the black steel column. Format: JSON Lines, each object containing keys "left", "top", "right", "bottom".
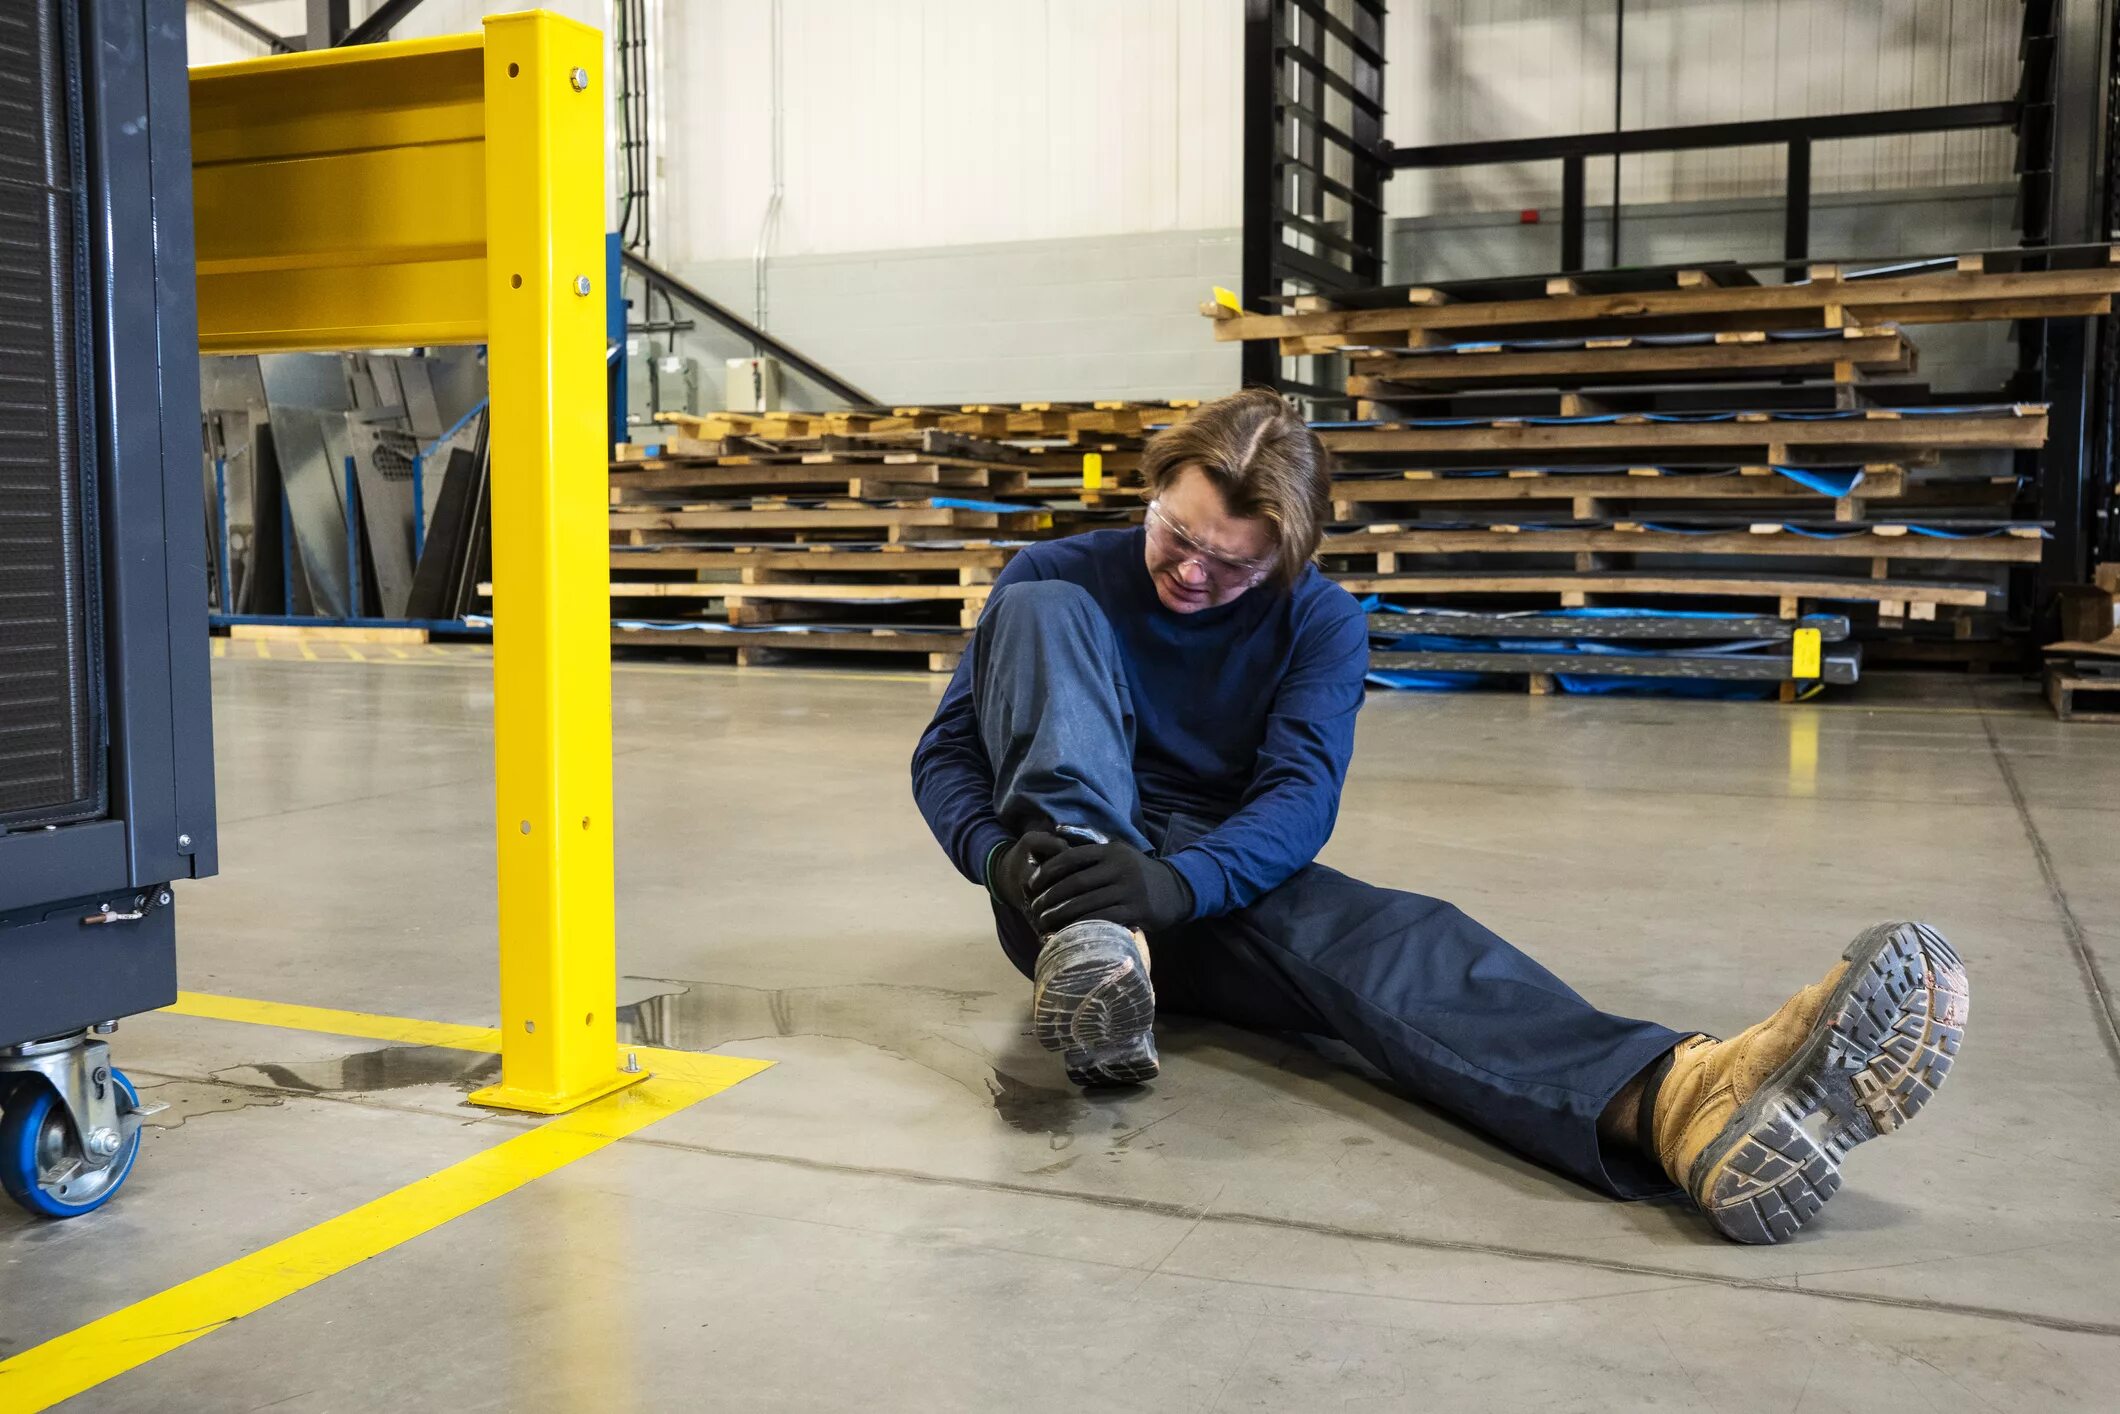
{"left": 2103, "top": 5, "right": 2120, "bottom": 565}
{"left": 1240, "top": 0, "right": 1278, "bottom": 389}
{"left": 1560, "top": 155, "right": 1585, "bottom": 272}
{"left": 1610, "top": 0, "right": 1624, "bottom": 265}
{"left": 2018, "top": 0, "right": 2115, "bottom": 618}
{"left": 1237, "top": 0, "right": 1388, "bottom": 404}
{"left": 1783, "top": 138, "right": 1811, "bottom": 276}
{"left": 304, "top": 0, "right": 348, "bottom": 47}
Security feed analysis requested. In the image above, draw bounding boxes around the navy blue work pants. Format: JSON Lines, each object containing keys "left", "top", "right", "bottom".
{"left": 973, "top": 580, "right": 1686, "bottom": 1198}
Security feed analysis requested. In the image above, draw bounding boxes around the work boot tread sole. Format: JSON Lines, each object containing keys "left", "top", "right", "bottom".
{"left": 1032, "top": 924, "right": 1158, "bottom": 1088}
{"left": 1691, "top": 922, "right": 1968, "bottom": 1245}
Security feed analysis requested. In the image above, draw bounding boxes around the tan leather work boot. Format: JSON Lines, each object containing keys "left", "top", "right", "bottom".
{"left": 1652, "top": 921, "right": 1969, "bottom": 1244}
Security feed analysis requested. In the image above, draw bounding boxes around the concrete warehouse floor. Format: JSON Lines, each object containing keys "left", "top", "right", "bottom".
{"left": 4, "top": 648, "right": 2118, "bottom": 1411}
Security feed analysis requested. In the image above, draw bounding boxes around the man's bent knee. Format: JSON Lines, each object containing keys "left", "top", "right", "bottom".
{"left": 983, "top": 578, "right": 1101, "bottom": 628}
{"left": 978, "top": 580, "right": 1115, "bottom": 664}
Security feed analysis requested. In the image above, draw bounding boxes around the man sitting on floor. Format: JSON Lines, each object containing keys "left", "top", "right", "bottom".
{"left": 909, "top": 387, "right": 1968, "bottom": 1245}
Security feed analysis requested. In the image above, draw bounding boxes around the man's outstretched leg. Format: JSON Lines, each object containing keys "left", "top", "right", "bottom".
{"left": 1633, "top": 920, "right": 1969, "bottom": 1243}
{"left": 1167, "top": 864, "right": 1971, "bottom": 1242}
{"left": 973, "top": 580, "right": 1161, "bottom": 1088}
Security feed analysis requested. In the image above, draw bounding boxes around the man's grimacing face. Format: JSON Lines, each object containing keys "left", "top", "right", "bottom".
{"left": 1143, "top": 464, "right": 1279, "bottom": 614}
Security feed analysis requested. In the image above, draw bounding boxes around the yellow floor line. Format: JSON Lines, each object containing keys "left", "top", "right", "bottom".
{"left": 164, "top": 991, "right": 766, "bottom": 1090}
{"left": 0, "top": 1077, "right": 722, "bottom": 1411}
{"left": 0, "top": 995, "right": 772, "bottom": 1410}
{"left": 167, "top": 991, "right": 499, "bottom": 1053}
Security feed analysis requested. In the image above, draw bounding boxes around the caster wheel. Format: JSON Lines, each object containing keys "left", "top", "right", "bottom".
{"left": 0, "top": 1069, "right": 142, "bottom": 1218}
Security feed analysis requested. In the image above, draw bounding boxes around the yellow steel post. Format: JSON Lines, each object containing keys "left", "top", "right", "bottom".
{"left": 467, "top": 11, "right": 640, "bottom": 1114}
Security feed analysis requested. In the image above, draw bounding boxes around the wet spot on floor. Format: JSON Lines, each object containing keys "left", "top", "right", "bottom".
{"left": 130, "top": 1079, "right": 285, "bottom": 1127}
{"left": 1022, "top": 1154, "right": 1080, "bottom": 1176}
{"left": 618, "top": 976, "right": 1093, "bottom": 1137}
{"left": 216, "top": 1044, "right": 501, "bottom": 1095}
{"left": 616, "top": 976, "right": 992, "bottom": 1052}
{"left": 986, "top": 1069, "right": 1090, "bottom": 1142}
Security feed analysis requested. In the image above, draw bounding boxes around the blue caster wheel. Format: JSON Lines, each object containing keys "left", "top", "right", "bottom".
{"left": 0, "top": 1069, "right": 142, "bottom": 1218}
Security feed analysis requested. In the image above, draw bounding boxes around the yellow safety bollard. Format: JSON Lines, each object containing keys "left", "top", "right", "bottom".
{"left": 470, "top": 12, "right": 637, "bottom": 1114}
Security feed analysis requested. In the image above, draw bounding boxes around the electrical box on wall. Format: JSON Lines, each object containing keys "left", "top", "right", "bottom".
{"left": 725, "top": 356, "right": 783, "bottom": 413}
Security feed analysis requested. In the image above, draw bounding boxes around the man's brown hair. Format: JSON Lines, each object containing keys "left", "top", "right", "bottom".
{"left": 1139, "top": 386, "right": 1330, "bottom": 590}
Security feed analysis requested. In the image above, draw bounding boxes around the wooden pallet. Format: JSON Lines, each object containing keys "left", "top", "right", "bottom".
{"left": 225, "top": 622, "right": 430, "bottom": 645}
{"left": 1207, "top": 258, "right": 2120, "bottom": 355}
{"left": 1334, "top": 569, "right": 1992, "bottom": 615}
{"left": 609, "top": 580, "right": 993, "bottom": 628}
{"left": 1318, "top": 407, "right": 2046, "bottom": 458}
{"left": 608, "top": 536, "right": 1009, "bottom": 631}
{"left": 607, "top": 502, "right": 1052, "bottom": 545}
{"left": 1261, "top": 248, "right": 2099, "bottom": 312}
{"left": 610, "top": 543, "right": 1015, "bottom": 579}
{"left": 612, "top": 624, "right": 968, "bottom": 673}
{"left": 1330, "top": 465, "right": 1908, "bottom": 515}
{"left": 619, "top": 426, "right": 1034, "bottom": 463}
{"left": 653, "top": 400, "right": 1199, "bottom": 444}
{"left": 2046, "top": 665, "right": 2120, "bottom": 722}
{"left": 1322, "top": 521, "right": 2044, "bottom": 568}
{"left": 1347, "top": 326, "right": 1912, "bottom": 392}
{"left": 609, "top": 457, "right": 1034, "bottom": 504}
{"left": 1016, "top": 444, "right": 1146, "bottom": 480}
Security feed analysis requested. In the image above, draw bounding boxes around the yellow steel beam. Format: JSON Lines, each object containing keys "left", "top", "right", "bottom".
{"left": 191, "top": 35, "right": 487, "bottom": 352}
{"left": 188, "top": 12, "right": 636, "bottom": 1114}
{"left": 465, "top": 11, "right": 636, "bottom": 1115}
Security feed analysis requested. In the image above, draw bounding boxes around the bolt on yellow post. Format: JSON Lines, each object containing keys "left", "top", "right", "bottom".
{"left": 190, "top": 10, "right": 642, "bottom": 1114}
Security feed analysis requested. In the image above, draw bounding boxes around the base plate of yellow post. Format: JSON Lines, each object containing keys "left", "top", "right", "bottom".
{"left": 468, "top": 1062, "right": 650, "bottom": 1116}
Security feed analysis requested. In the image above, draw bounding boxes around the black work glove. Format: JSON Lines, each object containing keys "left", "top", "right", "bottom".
{"left": 988, "top": 830, "right": 1067, "bottom": 913}
{"left": 1027, "top": 841, "right": 1194, "bottom": 934}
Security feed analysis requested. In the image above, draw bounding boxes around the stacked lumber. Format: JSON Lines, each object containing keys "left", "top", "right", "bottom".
{"left": 1318, "top": 404, "right": 2046, "bottom": 623}
{"left": 605, "top": 402, "right": 1189, "bottom": 670}
{"left": 1205, "top": 250, "right": 2120, "bottom": 355}
{"left": 1207, "top": 250, "right": 2120, "bottom": 696}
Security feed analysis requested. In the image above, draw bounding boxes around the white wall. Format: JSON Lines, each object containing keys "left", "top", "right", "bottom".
{"left": 656, "top": 0, "right": 2019, "bottom": 264}
{"left": 185, "top": 0, "right": 304, "bottom": 65}
{"left": 188, "top": 1, "right": 2023, "bottom": 258}
{"left": 657, "top": 0, "right": 1241, "bottom": 265}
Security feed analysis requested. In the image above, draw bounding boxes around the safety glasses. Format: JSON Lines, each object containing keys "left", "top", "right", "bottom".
{"left": 1145, "top": 500, "right": 1276, "bottom": 590}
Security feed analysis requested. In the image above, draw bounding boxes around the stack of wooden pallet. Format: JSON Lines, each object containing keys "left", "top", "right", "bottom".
{"left": 2044, "top": 569, "right": 2120, "bottom": 722}
{"left": 605, "top": 402, "right": 1193, "bottom": 670}
{"left": 1207, "top": 250, "right": 2120, "bottom": 695}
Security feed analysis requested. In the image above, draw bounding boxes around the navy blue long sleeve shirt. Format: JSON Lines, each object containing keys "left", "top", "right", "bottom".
{"left": 910, "top": 527, "right": 1369, "bottom": 919}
